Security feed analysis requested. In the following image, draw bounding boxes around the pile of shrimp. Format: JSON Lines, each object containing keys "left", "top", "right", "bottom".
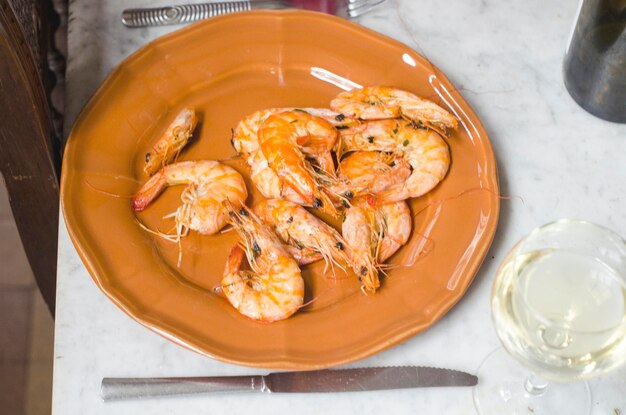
{"left": 132, "top": 86, "right": 458, "bottom": 322}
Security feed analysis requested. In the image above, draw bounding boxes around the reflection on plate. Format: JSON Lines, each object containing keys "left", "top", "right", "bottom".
{"left": 61, "top": 10, "right": 499, "bottom": 369}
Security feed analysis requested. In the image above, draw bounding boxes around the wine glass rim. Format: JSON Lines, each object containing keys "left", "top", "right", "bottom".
{"left": 528, "top": 219, "right": 626, "bottom": 242}
{"left": 511, "top": 218, "right": 626, "bottom": 335}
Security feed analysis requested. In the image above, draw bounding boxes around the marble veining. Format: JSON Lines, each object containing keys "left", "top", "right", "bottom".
{"left": 56, "top": 0, "right": 626, "bottom": 413}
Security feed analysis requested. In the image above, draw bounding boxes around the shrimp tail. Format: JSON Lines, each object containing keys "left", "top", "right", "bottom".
{"left": 132, "top": 171, "right": 167, "bottom": 211}
{"left": 225, "top": 245, "right": 246, "bottom": 275}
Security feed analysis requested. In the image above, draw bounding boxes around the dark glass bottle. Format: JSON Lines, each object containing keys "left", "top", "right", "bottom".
{"left": 563, "top": 0, "right": 626, "bottom": 123}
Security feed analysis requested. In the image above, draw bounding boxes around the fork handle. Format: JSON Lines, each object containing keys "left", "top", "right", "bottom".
{"left": 121, "top": 1, "right": 288, "bottom": 27}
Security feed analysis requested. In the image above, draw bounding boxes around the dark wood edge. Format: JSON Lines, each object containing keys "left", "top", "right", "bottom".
{"left": 0, "top": 0, "right": 60, "bottom": 315}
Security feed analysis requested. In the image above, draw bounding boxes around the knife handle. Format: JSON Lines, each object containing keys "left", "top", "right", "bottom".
{"left": 121, "top": 1, "right": 291, "bottom": 28}
{"left": 101, "top": 376, "right": 266, "bottom": 401}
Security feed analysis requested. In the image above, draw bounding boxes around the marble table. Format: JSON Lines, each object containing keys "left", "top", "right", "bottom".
{"left": 53, "top": 0, "right": 626, "bottom": 413}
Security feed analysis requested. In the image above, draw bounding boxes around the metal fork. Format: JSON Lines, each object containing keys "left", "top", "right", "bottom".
{"left": 121, "top": 0, "right": 386, "bottom": 27}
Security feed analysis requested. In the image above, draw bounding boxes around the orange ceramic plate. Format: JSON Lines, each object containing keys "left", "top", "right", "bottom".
{"left": 61, "top": 11, "right": 499, "bottom": 369}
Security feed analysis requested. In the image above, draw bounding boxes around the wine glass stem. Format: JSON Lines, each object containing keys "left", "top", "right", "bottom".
{"left": 524, "top": 374, "right": 549, "bottom": 395}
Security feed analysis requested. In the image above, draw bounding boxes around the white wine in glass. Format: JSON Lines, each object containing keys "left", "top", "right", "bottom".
{"left": 474, "top": 219, "right": 626, "bottom": 414}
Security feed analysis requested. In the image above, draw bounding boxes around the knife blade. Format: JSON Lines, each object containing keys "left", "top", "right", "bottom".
{"left": 101, "top": 366, "right": 477, "bottom": 401}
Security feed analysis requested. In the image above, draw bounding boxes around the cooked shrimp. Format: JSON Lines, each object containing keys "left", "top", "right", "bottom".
{"left": 132, "top": 160, "right": 248, "bottom": 236}
{"left": 247, "top": 148, "right": 331, "bottom": 207}
{"left": 329, "top": 151, "right": 411, "bottom": 200}
{"left": 231, "top": 108, "right": 284, "bottom": 155}
{"left": 337, "top": 151, "right": 412, "bottom": 261}
{"left": 336, "top": 151, "right": 411, "bottom": 291}
{"left": 342, "top": 199, "right": 412, "bottom": 293}
{"left": 247, "top": 151, "right": 305, "bottom": 204}
{"left": 253, "top": 199, "right": 350, "bottom": 270}
{"left": 342, "top": 204, "right": 379, "bottom": 293}
{"left": 221, "top": 207, "right": 303, "bottom": 322}
{"left": 330, "top": 87, "right": 458, "bottom": 134}
{"left": 232, "top": 108, "right": 353, "bottom": 204}
{"left": 282, "top": 110, "right": 353, "bottom": 179}
{"left": 377, "top": 201, "right": 412, "bottom": 261}
{"left": 339, "top": 119, "right": 450, "bottom": 203}
{"left": 259, "top": 110, "right": 339, "bottom": 216}
{"left": 144, "top": 108, "right": 197, "bottom": 175}
{"left": 231, "top": 108, "right": 358, "bottom": 155}
{"left": 248, "top": 149, "right": 337, "bottom": 207}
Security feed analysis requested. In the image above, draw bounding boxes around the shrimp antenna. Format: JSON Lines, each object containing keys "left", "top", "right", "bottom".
{"left": 134, "top": 218, "right": 186, "bottom": 267}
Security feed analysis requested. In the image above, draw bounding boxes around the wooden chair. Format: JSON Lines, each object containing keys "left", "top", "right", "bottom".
{"left": 0, "top": 0, "right": 66, "bottom": 316}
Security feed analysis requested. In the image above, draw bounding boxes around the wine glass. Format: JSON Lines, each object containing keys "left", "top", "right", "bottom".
{"left": 473, "top": 219, "right": 626, "bottom": 414}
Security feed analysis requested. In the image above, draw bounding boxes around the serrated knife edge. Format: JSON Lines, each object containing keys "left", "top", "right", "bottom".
{"left": 265, "top": 366, "right": 478, "bottom": 393}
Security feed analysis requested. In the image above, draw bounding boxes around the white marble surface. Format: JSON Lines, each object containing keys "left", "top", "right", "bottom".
{"left": 54, "top": 0, "right": 626, "bottom": 413}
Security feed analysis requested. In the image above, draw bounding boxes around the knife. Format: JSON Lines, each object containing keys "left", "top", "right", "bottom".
{"left": 101, "top": 366, "right": 477, "bottom": 401}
